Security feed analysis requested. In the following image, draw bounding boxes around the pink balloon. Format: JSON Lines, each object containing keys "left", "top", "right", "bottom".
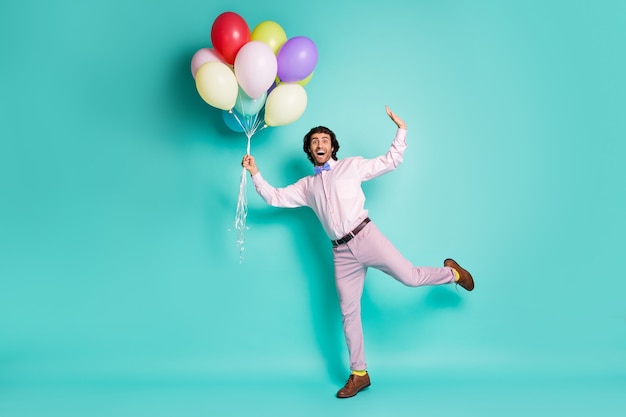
{"left": 234, "top": 41, "right": 277, "bottom": 99}
{"left": 191, "top": 48, "right": 225, "bottom": 79}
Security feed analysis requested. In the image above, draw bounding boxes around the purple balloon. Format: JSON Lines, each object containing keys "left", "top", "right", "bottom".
{"left": 276, "top": 36, "right": 318, "bottom": 82}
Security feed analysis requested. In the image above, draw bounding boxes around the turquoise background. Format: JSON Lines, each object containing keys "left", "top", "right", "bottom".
{"left": 1, "top": 0, "right": 625, "bottom": 415}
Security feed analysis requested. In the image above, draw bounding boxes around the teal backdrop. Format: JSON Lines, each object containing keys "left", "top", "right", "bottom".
{"left": 1, "top": 1, "right": 624, "bottom": 416}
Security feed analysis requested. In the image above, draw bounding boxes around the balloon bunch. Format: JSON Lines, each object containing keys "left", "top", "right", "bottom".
{"left": 192, "top": 11, "right": 318, "bottom": 139}
{"left": 191, "top": 11, "right": 319, "bottom": 261}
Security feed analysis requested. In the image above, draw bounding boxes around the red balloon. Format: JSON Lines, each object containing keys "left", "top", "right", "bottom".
{"left": 211, "top": 12, "right": 250, "bottom": 65}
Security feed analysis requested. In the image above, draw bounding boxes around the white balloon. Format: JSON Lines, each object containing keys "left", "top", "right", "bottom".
{"left": 264, "top": 83, "right": 307, "bottom": 127}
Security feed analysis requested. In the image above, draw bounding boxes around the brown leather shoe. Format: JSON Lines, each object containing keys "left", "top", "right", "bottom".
{"left": 336, "top": 373, "right": 371, "bottom": 398}
{"left": 444, "top": 258, "right": 474, "bottom": 291}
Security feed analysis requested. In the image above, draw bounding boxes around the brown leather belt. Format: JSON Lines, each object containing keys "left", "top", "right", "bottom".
{"left": 331, "top": 217, "right": 371, "bottom": 247}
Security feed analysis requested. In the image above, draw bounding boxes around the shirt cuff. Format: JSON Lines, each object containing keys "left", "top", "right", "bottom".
{"left": 395, "top": 128, "right": 407, "bottom": 143}
{"left": 251, "top": 171, "right": 263, "bottom": 185}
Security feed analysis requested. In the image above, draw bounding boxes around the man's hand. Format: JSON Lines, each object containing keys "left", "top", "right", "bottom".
{"left": 242, "top": 154, "right": 259, "bottom": 176}
{"left": 386, "top": 105, "right": 407, "bottom": 129}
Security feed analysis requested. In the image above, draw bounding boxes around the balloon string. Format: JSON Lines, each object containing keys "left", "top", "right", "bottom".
{"left": 234, "top": 135, "right": 252, "bottom": 262}
{"left": 234, "top": 166, "right": 248, "bottom": 263}
{"left": 230, "top": 107, "right": 266, "bottom": 262}
{"left": 231, "top": 90, "right": 268, "bottom": 138}
{"left": 231, "top": 110, "right": 258, "bottom": 138}
{"left": 230, "top": 110, "right": 246, "bottom": 133}
{"left": 251, "top": 116, "right": 267, "bottom": 137}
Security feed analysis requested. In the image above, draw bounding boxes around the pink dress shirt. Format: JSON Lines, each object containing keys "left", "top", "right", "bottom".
{"left": 251, "top": 129, "right": 408, "bottom": 240}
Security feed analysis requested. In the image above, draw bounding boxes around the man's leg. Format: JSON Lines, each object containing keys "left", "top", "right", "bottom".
{"left": 333, "top": 243, "right": 368, "bottom": 371}
{"left": 333, "top": 243, "right": 372, "bottom": 398}
{"left": 353, "top": 222, "right": 456, "bottom": 287}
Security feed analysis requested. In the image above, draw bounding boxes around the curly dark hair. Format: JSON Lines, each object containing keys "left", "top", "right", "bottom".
{"left": 302, "top": 126, "right": 340, "bottom": 165}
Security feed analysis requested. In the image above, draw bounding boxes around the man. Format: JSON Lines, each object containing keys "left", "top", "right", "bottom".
{"left": 241, "top": 106, "right": 474, "bottom": 398}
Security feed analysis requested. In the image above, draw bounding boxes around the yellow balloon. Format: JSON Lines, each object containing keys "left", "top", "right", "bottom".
{"left": 195, "top": 61, "right": 238, "bottom": 110}
{"left": 296, "top": 71, "right": 314, "bottom": 87}
{"left": 264, "top": 83, "right": 307, "bottom": 126}
{"left": 251, "top": 21, "right": 287, "bottom": 55}
{"left": 275, "top": 71, "right": 313, "bottom": 88}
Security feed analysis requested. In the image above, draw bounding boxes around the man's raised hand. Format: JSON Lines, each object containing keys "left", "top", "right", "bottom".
{"left": 385, "top": 105, "right": 407, "bottom": 129}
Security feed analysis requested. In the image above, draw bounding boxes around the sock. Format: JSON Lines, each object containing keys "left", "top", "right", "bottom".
{"left": 352, "top": 370, "right": 367, "bottom": 377}
{"left": 453, "top": 268, "right": 460, "bottom": 282}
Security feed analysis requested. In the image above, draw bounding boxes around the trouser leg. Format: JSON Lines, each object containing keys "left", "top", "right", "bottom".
{"left": 354, "top": 222, "right": 455, "bottom": 287}
{"left": 333, "top": 243, "right": 368, "bottom": 371}
{"left": 331, "top": 221, "right": 456, "bottom": 371}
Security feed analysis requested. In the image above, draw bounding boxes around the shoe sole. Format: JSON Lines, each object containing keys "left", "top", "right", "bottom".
{"left": 336, "top": 383, "right": 371, "bottom": 398}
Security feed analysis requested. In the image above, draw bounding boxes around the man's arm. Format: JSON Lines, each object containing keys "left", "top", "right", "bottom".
{"left": 241, "top": 154, "right": 307, "bottom": 208}
{"left": 357, "top": 107, "right": 408, "bottom": 181}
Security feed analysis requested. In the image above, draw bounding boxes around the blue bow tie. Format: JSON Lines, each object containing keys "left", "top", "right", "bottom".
{"left": 314, "top": 162, "right": 331, "bottom": 175}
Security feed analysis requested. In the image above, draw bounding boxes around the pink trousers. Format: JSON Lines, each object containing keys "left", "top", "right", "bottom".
{"left": 332, "top": 221, "right": 455, "bottom": 371}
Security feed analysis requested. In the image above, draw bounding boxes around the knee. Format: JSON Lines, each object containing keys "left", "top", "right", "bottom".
{"left": 340, "top": 303, "right": 361, "bottom": 324}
